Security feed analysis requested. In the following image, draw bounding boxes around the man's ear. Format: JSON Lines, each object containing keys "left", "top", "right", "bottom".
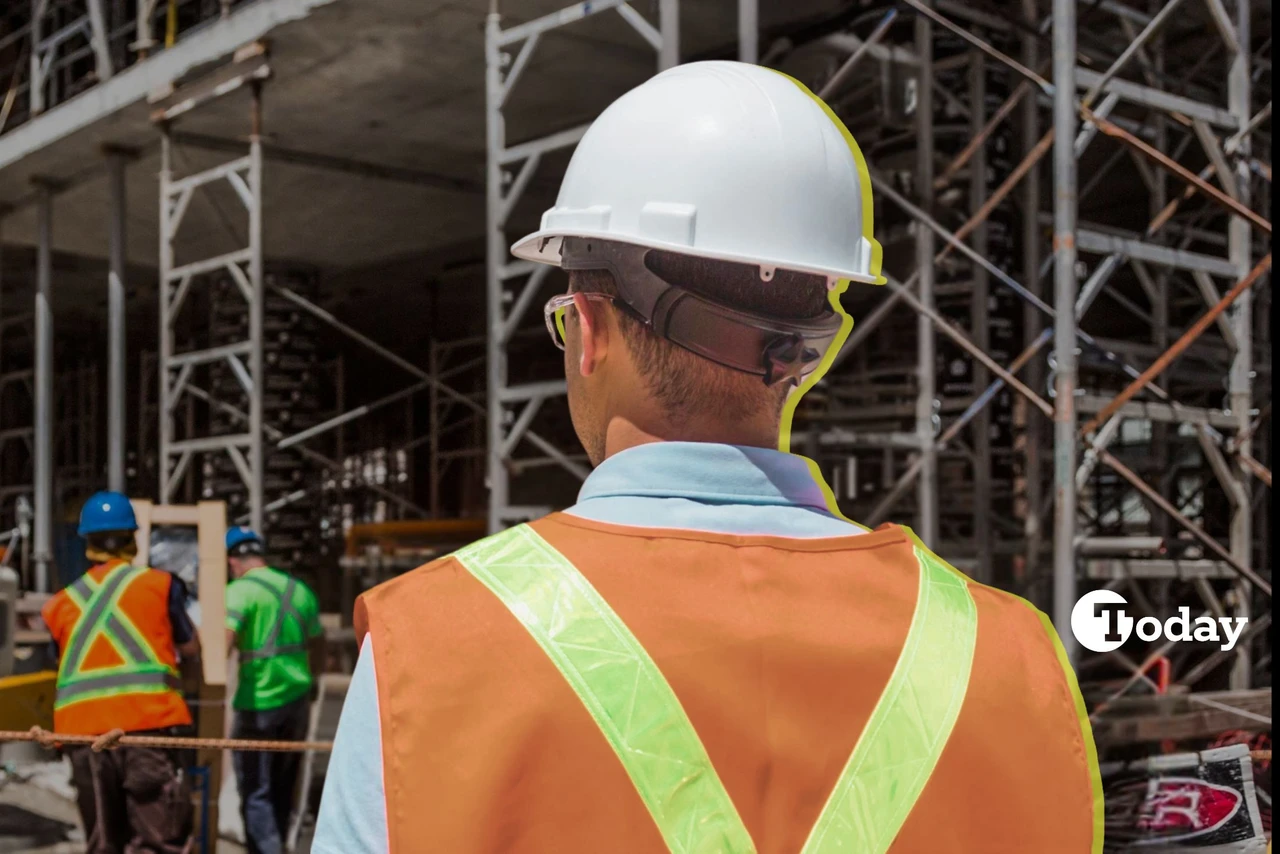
{"left": 572, "top": 292, "right": 608, "bottom": 376}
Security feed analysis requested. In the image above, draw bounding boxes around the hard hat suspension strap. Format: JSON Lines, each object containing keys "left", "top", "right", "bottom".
{"left": 561, "top": 237, "right": 842, "bottom": 387}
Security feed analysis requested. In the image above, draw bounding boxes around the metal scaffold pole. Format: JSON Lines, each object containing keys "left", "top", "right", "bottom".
{"left": 1051, "top": 0, "right": 1078, "bottom": 663}
{"left": 738, "top": 0, "right": 758, "bottom": 65}
{"left": 1226, "top": 0, "right": 1252, "bottom": 690}
{"left": 914, "top": 6, "right": 938, "bottom": 547}
{"left": 1019, "top": 0, "right": 1044, "bottom": 604}
{"left": 33, "top": 184, "right": 54, "bottom": 593}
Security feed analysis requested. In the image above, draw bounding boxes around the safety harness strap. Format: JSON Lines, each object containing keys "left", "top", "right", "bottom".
{"left": 456, "top": 525, "right": 978, "bottom": 854}
{"left": 456, "top": 525, "right": 756, "bottom": 854}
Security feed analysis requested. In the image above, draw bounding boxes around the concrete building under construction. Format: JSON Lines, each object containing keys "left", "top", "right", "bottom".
{"left": 0, "top": 0, "right": 1271, "bottom": 850}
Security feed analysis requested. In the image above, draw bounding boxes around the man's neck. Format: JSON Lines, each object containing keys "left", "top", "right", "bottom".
{"left": 602, "top": 416, "right": 778, "bottom": 462}
{"left": 236, "top": 561, "right": 269, "bottom": 578}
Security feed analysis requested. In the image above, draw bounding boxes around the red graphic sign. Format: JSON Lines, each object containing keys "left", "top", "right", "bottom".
{"left": 1137, "top": 777, "right": 1243, "bottom": 841}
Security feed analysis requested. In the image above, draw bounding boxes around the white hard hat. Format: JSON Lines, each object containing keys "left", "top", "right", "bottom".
{"left": 511, "top": 60, "right": 884, "bottom": 287}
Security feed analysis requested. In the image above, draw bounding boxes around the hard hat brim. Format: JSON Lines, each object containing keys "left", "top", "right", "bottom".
{"left": 510, "top": 230, "right": 883, "bottom": 288}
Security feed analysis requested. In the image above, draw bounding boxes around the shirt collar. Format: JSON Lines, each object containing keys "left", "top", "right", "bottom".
{"left": 575, "top": 442, "right": 833, "bottom": 510}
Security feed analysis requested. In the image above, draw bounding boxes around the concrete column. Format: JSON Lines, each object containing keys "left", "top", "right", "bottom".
{"left": 107, "top": 153, "right": 128, "bottom": 493}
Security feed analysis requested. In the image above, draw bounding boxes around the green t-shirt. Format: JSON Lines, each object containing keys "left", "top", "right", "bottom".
{"left": 225, "top": 566, "right": 322, "bottom": 711}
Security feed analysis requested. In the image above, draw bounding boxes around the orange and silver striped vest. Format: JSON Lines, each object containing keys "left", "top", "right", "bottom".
{"left": 357, "top": 515, "right": 1103, "bottom": 853}
{"left": 42, "top": 560, "right": 192, "bottom": 736}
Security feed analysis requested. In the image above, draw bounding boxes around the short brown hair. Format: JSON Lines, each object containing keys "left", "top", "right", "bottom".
{"left": 570, "top": 251, "right": 831, "bottom": 425}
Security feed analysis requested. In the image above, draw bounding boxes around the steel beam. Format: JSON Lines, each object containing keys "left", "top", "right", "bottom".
{"left": 1075, "top": 230, "right": 1238, "bottom": 277}
{"left": 1075, "top": 66, "right": 1238, "bottom": 128}
{"left": 1051, "top": 0, "right": 1078, "bottom": 664}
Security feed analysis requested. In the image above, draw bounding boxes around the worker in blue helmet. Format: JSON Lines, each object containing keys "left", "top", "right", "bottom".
{"left": 224, "top": 525, "right": 324, "bottom": 854}
{"left": 42, "top": 491, "right": 200, "bottom": 851}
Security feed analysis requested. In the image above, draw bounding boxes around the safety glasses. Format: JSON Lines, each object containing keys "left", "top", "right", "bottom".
{"left": 543, "top": 292, "right": 616, "bottom": 351}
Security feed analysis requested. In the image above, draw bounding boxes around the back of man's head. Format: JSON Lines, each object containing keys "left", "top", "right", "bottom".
{"left": 85, "top": 531, "right": 138, "bottom": 563}
{"left": 571, "top": 252, "right": 831, "bottom": 427}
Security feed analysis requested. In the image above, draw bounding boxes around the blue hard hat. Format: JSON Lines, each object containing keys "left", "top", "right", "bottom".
{"left": 226, "top": 526, "right": 263, "bottom": 552}
{"left": 78, "top": 491, "right": 138, "bottom": 536}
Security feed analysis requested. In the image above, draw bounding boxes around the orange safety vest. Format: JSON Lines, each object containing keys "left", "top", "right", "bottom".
{"left": 356, "top": 515, "right": 1103, "bottom": 853}
{"left": 42, "top": 560, "right": 192, "bottom": 736}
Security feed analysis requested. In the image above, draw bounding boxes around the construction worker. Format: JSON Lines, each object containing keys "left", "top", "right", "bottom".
{"left": 224, "top": 526, "right": 324, "bottom": 854}
{"left": 314, "top": 61, "right": 1103, "bottom": 853}
{"left": 41, "top": 490, "right": 197, "bottom": 854}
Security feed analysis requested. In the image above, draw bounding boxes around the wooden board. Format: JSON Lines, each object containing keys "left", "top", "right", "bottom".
{"left": 130, "top": 498, "right": 230, "bottom": 850}
{"left": 1096, "top": 689, "right": 1272, "bottom": 745}
{"left": 130, "top": 499, "right": 227, "bottom": 686}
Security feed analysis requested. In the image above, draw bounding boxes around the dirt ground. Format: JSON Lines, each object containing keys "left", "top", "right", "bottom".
{"left": 0, "top": 762, "right": 312, "bottom": 854}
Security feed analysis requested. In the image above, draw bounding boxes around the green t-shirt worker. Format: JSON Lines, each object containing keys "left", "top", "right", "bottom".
{"left": 224, "top": 526, "right": 324, "bottom": 854}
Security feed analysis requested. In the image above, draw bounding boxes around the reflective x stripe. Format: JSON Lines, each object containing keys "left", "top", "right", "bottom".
{"left": 239, "top": 573, "right": 308, "bottom": 660}
{"left": 104, "top": 614, "right": 152, "bottom": 665}
{"left": 56, "top": 564, "right": 178, "bottom": 711}
{"left": 60, "top": 563, "right": 141, "bottom": 678}
{"left": 456, "top": 525, "right": 978, "bottom": 854}
{"left": 456, "top": 526, "right": 755, "bottom": 854}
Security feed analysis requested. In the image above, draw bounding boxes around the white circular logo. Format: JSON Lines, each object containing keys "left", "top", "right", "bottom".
{"left": 1071, "top": 589, "right": 1133, "bottom": 653}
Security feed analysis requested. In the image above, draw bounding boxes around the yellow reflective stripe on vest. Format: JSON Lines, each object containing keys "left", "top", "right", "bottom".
{"left": 457, "top": 526, "right": 978, "bottom": 854}
{"left": 800, "top": 544, "right": 976, "bottom": 854}
{"left": 455, "top": 525, "right": 756, "bottom": 854}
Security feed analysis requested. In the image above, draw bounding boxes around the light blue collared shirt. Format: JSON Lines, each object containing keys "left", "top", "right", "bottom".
{"left": 312, "top": 443, "right": 862, "bottom": 852}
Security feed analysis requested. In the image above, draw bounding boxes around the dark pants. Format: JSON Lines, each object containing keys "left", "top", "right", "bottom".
{"left": 232, "top": 697, "right": 309, "bottom": 854}
{"left": 67, "top": 740, "right": 193, "bottom": 854}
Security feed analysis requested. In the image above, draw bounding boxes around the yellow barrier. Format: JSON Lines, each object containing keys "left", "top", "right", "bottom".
{"left": 0, "top": 671, "right": 56, "bottom": 732}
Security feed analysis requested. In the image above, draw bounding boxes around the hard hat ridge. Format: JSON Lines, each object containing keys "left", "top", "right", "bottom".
{"left": 512, "top": 60, "right": 882, "bottom": 287}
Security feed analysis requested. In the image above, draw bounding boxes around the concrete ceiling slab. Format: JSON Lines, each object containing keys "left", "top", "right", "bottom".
{"left": 1, "top": 0, "right": 851, "bottom": 283}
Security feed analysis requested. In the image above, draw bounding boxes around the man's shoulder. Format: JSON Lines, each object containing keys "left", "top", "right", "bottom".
{"left": 361, "top": 548, "right": 473, "bottom": 608}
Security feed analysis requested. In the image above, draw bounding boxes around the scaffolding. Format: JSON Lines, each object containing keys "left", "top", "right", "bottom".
{"left": 0, "top": 0, "right": 1269, "bottom": 750}
{"left": 155, "top": 45, "right": 267, "bottom": 532}
{"left": 781, "top": 0, "right": 1270, "bottom": 715}
{"left": 482, "top": 0, "right": 679, "bottom": 533}
{"left": 476, "top": 0, "right": 1272, "bottom": 733}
